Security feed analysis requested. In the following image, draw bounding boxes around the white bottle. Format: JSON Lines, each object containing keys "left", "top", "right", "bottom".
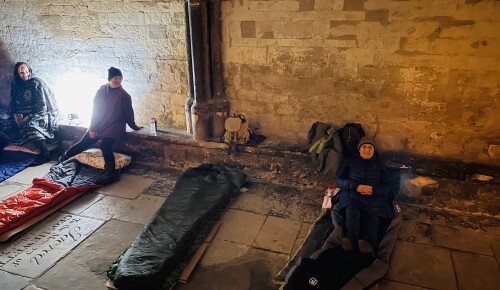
{"left": 149, "top": 118, "right": 157, "bottom": 136}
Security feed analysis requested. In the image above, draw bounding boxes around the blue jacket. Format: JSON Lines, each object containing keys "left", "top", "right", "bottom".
{"left": 336, "top": 153, "right": 394, "bottom": 218}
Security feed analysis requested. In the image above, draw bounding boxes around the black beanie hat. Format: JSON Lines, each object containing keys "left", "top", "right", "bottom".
{"left": 108, "top": 67, "right": 123, "bottom": 81}
{"left": 358, "top": 136, "right": 376, "bottom": 151}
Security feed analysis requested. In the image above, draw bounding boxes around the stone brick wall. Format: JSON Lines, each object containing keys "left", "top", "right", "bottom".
{"left": 0, "top": 0, "right": 187, "bottom": 128}
{"left": 0, "top": 0, "right": 498, "bottom": 166}
{"left": 222, "top": 0, "right": 500, "bottom": 165}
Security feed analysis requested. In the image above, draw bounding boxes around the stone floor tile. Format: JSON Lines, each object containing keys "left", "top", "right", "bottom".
{"left": 0, "top": 271, "right": 31, "bottom": 290}
{"left": 0, "top": 183, "right": 26, "bottom": 201}
{"left": 20, "top": 285, "right": 46, "bottom": 290}
{"left": 59, "top": 191, "right": 104, "bottom": 214}
{"left": 485, "top": 227, "right": 500, "bottom": 266}
{"left": 0, "top": 213, "right": 103, "bottom": 278}
{"left": 433, "top": 225, "right": 493, "bottom": 255}
{"left": 32, "top": 219, "right": 144, "bottom": 290}
{"left": 429, "top": 210, "right": 482, "bottom": 230}
{"left": 215, "top": 209, "right": 266, "bottom": 246}
{"left": 142, "top": 178, "right": 176, "bottom": 197}
{"left": 79, "top": 196, "right": 132, "bottom": 221}
{"left": 291, "top": 222, "right": 313, "bottom": 255}
{"left": 300, "top": 188, "right": 325, "bottom": 206}
{"left": 114, "top": 194, "right": 166, "bottom": 224}
{"left": 176, "top": 248, "right": 288, "bottom": 290}
{"left": 229, "top": 192, "right": 288, "bottom": 216}
{"left": 379, "top": 279, "right": 430, "bottom": 289}
{"left": 397, "top": 220, "right": 434, "bottom": 245}
{"left": 452, "top": 251, "right": 500, "bottom": 290}
{"left": 199, "top": 239, "right": 251, "bottom": 267}
{"left": 283, "top": 201, "right": 321, "bottom": 223}
{"left": 400, "top": 204, "right": 431, "bottom": 223}
{"left": 5, "top": 163, "right": 52, "bottom": 184}
{"left": 96, "top": 174, "right": 156, "bottom": 199}
{"left": 386, "top": 241, "right": 457, "bottom": 290}
{"left": 253, "top": 216, "right": 301, "bottom": 255}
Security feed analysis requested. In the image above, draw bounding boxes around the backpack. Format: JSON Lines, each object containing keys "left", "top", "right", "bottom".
{"left": 307, "top": 122, "right": 343, "bottom": 178}
{"left": 223, "top": 114, "right": 251, "bottom": 145}
{"left": 339, "top": 123, "right": 365, "bottom": 157}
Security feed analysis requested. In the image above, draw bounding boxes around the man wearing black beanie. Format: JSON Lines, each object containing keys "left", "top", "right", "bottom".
{"left": 59, "top": 67, "right": 143, "bottom": 184}
{"left": 108, "top": 67, "right": 122, "bottom": 81}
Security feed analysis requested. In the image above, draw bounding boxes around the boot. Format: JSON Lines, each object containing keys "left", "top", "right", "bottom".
{"left": 96, "top": 164, "right": 120, "bottom": 185}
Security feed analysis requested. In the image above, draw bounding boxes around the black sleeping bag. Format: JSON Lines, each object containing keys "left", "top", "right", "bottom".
{"left": 110, "top": 163, "right": 247, "bottom": 290}
{"left": 275, "top": 202, "right": 402, "bottom": 290}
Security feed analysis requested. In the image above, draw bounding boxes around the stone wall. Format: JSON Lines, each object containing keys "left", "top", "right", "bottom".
{"left": 221, "top": 0, "right": 500, "bottom": 165}
{"left": 0, "top": 0, "right": 187, "bottom": 128}
{"left": 0, "top": 0, "right": 499, "bottom": 166}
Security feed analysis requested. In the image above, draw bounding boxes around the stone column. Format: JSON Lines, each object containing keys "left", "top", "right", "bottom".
{"left": 186, "top": 0, "right": 228, "bottom": 140}
{"left": 188, "top": 0, "right": 212, "bottom": 140}
{"left": 208, "top": 0, "right": 228, "bottom": 139}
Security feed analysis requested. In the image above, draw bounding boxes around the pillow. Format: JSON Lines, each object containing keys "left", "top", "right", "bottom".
{"left": 3, "top": 144, "right": 40, "bottom": 155}
{"left": 70, "top": 148, "right": 132, "bottom": 169}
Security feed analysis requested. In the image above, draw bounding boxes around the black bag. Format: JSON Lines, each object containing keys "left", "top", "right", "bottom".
{"left": 339, "top": 123, "right": 365, "bottom": 157}
{"left": 284, "top": 247, "right": 374, "bottom": 290}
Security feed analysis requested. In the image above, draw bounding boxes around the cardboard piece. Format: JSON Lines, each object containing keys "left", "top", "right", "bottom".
{"left": 177, "top": 220, "right": 222, "bottom": 283}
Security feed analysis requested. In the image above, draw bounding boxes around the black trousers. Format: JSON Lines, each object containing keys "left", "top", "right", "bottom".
{"left": 345, "top": 205, "right": 379, "bottom": 247}
{"left": 65, "top": 132, "right": 116, "bottom": 171}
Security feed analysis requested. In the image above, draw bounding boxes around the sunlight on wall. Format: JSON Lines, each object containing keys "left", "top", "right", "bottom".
{"left": 53, "top": 73, "right": 105, "bottom": 127}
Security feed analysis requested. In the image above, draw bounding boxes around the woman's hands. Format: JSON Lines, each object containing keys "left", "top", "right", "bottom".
{"left": 357, "top": 184, "right": 373, "bottom": 196}
{"left": 14, "top": 113, "right": 30, "bottom": 127}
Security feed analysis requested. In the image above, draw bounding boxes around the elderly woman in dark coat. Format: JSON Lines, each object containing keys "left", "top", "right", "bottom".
{"left": 335, "top": 136, "right": 394, "bottom": 256}
{"left": 0, "top": 62, "right": 59, "bottom": 165}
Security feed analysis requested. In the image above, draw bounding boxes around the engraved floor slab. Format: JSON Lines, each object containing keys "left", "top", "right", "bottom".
{"left": 79, "top": 196, "right": 132, "bottom": 221}
{"left": 33, "top": 219, "right": 144, "bottom": 290}
{"left": 59, "top": 191, "right": 104, "bottom": 214}
{"left": 0, "top": 212, "right": 104, "bottom": 278}
{"left": 0, "top": 271, "right": 31, "bottom": 290}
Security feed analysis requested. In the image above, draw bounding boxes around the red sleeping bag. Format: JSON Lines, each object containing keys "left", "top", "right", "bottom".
{"left": 0, "top": 178, "right": 97, "bottom": 236}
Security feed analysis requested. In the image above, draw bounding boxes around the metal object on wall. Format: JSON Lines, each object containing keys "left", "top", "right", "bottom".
{"left": 186, "top": 0, "right": 228, "bottom": 140}
{"left": 184, "top": 0, "right": 194, "bottom": 135}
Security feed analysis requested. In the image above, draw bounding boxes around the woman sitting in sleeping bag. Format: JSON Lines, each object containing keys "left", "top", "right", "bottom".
{"left": 335, "top": 136, "right": 394, "bottom": 256}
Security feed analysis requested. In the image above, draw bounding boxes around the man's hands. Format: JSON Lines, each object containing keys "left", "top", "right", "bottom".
{"left": 14, "top": 113, "right": 30, "bottom": 127}
{"left": 357, "top": 184, "right": 373, "bottom": 196}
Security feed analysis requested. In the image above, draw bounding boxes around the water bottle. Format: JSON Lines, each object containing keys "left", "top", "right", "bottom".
{"left": 149, "top": 117, "right": 157, "bottom": 136}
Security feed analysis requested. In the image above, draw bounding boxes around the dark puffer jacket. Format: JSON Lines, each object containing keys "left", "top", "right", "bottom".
{"left": 335, "top": 153, "right": 394, "bottom": 218}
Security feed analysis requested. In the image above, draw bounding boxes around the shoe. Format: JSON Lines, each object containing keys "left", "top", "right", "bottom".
{"left": 358, "top": 240, "right": 375, "bottom": 257}
{"left": 96, "top": 169, "right": 120, "bottom": 185}
{"left": 341, "top": 238, "right": 353, "bottom": 252}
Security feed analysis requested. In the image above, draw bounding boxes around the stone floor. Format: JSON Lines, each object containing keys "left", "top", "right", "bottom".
{"left": 0, "top": 161, "right": 499, "bottom": 290}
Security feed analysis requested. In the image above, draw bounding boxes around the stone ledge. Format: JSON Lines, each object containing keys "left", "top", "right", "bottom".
{"left": 57, "top": 125, "right": 500, "bottom": 218}
{"left": 58, "top": 125, "right": 500, "bottom": 184}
